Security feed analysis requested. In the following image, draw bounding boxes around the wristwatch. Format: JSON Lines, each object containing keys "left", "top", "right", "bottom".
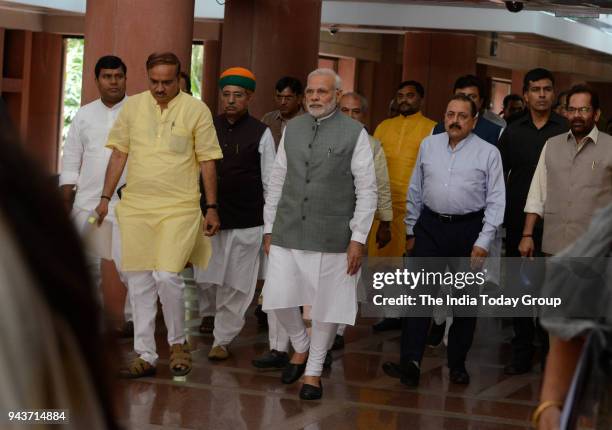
{"left": 205, "top": 203, "right": 218, "bottom": 210}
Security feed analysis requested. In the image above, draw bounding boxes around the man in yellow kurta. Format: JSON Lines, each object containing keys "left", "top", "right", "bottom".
{"left": 370, "top": 80, "right": 436, "bottom": 331}
{"left": 95, "top": 52, "right": 223, "bottom": 378}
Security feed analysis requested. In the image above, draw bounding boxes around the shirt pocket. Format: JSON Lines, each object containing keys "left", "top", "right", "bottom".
{"left": 169, "top": 126, "right": 190, "bottom": 153}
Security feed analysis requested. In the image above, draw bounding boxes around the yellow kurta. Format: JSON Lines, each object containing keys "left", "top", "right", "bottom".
{"left": 106, "top": 91, "right": 222, "bottom": 273}
{"left": 368, "top": 112, "right": 436, "bottom": 257}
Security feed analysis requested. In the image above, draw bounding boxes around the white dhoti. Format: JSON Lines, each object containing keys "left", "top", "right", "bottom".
{"left": 263, "top": 245, "right": 360, "bottom": 377}
{"left": 198, "top": 285, "right": 216, "bottom": 317}
{"left": 71, "top": 207, "right": 104, "bottom": 289}
{"left": 113, "top": 222, "right": 184, "bottom": 364}
{"left": 123, "top": 270, "right": 186, "bottom": 365}
{"left": 194, "top": 226, "right": 262, "bottom": 346}
{"left": 74, "top": 207, "right": 131, "bottom": 321}
{"left": 262, "top": 245, "right": 359, "bottom": 325}
{"left": 267, "top": 310, "right": 290, "bottom": 352}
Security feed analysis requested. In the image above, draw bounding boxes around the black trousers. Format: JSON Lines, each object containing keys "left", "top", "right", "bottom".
{"left": 505, "top": 228, "right": 549, "bottom": 364}
{"left": 400, "top": 208, "right": 482, "bottom": 371}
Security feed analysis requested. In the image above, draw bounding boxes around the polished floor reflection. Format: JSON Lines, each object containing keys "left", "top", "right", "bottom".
{"left": 117, "top": 280, "right": 542, "bottom": 429}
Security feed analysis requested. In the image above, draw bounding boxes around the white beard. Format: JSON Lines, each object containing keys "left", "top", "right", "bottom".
{"left": 307, "top": 100, "right": 337, "bottom": 119}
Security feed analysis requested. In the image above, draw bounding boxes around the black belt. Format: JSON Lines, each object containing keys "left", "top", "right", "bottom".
{"left": 423, "top": 206, "right": 484, "bottom": 223}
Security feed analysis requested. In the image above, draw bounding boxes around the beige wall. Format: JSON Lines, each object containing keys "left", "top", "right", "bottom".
{"left": 477, "top": 35, "right": 612, "bottom": 83}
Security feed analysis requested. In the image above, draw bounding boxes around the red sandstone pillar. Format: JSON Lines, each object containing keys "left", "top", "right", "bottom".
{"left": 82, "top": 0, "right": 195, "bottom": 104}
{"left": 356, "top": 60, "right": 375, "bottom": 131}
{"left": 338, "top": 57, "right": 356, "bottom": 93}
{"left": 26, "top": 32, "right": 63, "bottom": 173}
{"left": 369, "top": 34, "right": 402, "bottom": 131}
{"left": 220, "top": 0, "right": 322, "bottom": 118}
{"left": 511, "top": 70, "right": 525, "bottom": 95}
{"left": 403, "top": 32, "right": 477, "bottom": 121}
{"left": 203, "top": 39, "right": 221, "bottom": 114}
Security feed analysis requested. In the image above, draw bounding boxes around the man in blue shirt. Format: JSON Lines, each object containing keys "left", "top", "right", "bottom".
{"left": 432, "top": 75, "right": 503, "bottom": 145}
{"left": 382, "top": 94, "right": 505, "bottom": 386}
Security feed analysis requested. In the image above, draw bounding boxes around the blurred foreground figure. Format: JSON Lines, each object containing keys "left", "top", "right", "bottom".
{"left": 0, "top": 98, "right": 118, "bottom": 429}
{"left": 536, "top": 202, "right": 612, "bottom": 430}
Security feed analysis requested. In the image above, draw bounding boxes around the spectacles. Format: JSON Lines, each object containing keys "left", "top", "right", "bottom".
{"left": 222, "top": 91, "right": 246, "bottom": 99}
{"left": 305, "top": 88, "right": 331, "bottom": 97}
{"left": 566, "top": 106, "right": 592, "bottom": 115}
{"left": 275, "top": 95, "right": 296, "bottom": 102}
{"left": 445, "top": 111, "right": 471, "bottom": 121}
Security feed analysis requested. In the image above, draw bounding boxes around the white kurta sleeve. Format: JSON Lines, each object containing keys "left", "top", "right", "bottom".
{"left": 350, "top": 129, "right": 377, "bottom": 244}
{"left": 524, "top": 142, "right": 548, "bottom": 217}
{"left": 59, "top": 113, "right": 83, "bottom": 186}
{"left": 258, "top": 128, "right": 276, "bottom": 201}
{"left": 370, "top": 137, "right": 393, "bottom": 222}
{"left": 263, "top": 131, "right": 287, "bottom": 234}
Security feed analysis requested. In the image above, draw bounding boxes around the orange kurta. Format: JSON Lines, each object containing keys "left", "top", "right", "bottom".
{"left": 368, "top": 112, "right": 436, "bottom": 257}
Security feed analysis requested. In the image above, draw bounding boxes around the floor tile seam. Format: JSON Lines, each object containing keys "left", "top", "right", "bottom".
{"left": 148, "top": 360, "right": 538, "bottom": 408}
{"left": 128, "top": 377, "right": 530, "bottom": 427}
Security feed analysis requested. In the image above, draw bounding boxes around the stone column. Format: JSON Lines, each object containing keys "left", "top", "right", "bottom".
{"left": 26, "top": 32, "right": 63, "bottom": 173}
{"left": 203, "top": 39, "right": 221, "bottom": 114}
{"left": 403, "top": 32, "right": 477, "bottom": 121}
{"left": 220, "top": 0, "right": 322, "bottom": 118}
{"left": 82, "top": 0, "right": 195, "bottom": 104}
{"left": 368, "top": 34, "right": 402, "bottom": 131}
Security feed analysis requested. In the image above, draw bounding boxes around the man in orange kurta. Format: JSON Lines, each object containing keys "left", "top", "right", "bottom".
{"left": 369, "top": 81, "right": 436, "bottom": 258}
{"left": 369, "top": 80, "right": 436, "bottom": 331}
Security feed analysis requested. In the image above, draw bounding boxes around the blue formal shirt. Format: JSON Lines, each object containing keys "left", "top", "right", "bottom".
{"left": 405, "top": 132, "right": 506, "bottom": 251}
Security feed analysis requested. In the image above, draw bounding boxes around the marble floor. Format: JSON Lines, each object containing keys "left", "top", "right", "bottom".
{"left": 117, "top": 280, "right": 543, "bottom": 430}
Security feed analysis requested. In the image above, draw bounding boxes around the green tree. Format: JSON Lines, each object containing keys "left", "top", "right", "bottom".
{"left": 191, "top": 43, "right": 203, "bottom": 100}
{"left": 61, "top": 38, "right": 84, "bottom": 149}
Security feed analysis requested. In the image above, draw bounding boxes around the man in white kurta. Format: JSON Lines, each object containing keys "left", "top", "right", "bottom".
{"left": 59, "top": 55, "right": 131, "bottom": 330}
{"left": 262, "top": 69, "right": 377, "bottom": 400}
{"left": 193, "top": 67, "right": 276, "bottom": 360}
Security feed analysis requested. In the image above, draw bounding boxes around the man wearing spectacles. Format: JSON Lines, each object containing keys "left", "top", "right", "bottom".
{"left": 261, "top": 77, "right": 305, "bottom": 150}
{"left": 195, "top": 67, "right": 276, "bottom": 361}
{"left": 382, "top": 94, "right": 505, "bottom": 387}
{"left": 432, "top": 75, "right": 503, "bottom": 145}
{"left": 521, "top": 85, "right": 612, "bottom": 258}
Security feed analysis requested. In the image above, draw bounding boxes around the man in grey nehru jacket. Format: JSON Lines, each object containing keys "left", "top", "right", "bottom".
{"left": 262, "top": 68, "right": 377, "bottom": 401}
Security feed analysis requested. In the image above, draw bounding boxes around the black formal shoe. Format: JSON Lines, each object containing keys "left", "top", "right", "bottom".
{"left": 117, "top": 320, "right": 134, "bottom": 338}
{"left": 504, "top": 362, "right": 531, "bottom": 375}
{"left": 331, "top": 334, "right": 345, "bottom": 351}
{"left": 323, "top": 351, "right": 333, "bottom": 369}
{"left": 426, "top": 321, "right": 446, "bottom": 347}
{"left": 449, "top": 367, "right": 470, "bottom": 385}
{"left": 252, "top": 350, "right": 289, "bottom": 369}
{"left": 382, "top": 361, "right": 402, "bottom": 379}
{"left": 254, "top": 304, "right": 268, "bottom": 329}
{"left": 299, "top": 382, "right": 323, "bottom": 400}
{"left": 199, "top": 316, "right": 214, "bottom": 334}
{"left": 372, "top": 318, "right": 402, "bottom": 332}
{"left": 400, "top": 361, "right": 420, "bottom": 387}
{"left": 382, "top": 361, "right": 420, "bottom": 387}
{"left": 282, "top": 362, "right": 307, "bottom": 384}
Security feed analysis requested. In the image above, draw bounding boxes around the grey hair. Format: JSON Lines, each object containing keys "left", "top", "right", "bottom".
{"left": 307, "top": 68, "right": 342, "bottom": 91}
{"left": 341, "top": 92, "right": 368, "bottom": 113}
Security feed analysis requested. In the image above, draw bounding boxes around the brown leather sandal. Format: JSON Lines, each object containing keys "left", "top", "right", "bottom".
{"left": 120, "top": 357, "right": 156, "bottom": 379}
{"left": 170, "top": 343, "right": 192, "bottom": 376}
